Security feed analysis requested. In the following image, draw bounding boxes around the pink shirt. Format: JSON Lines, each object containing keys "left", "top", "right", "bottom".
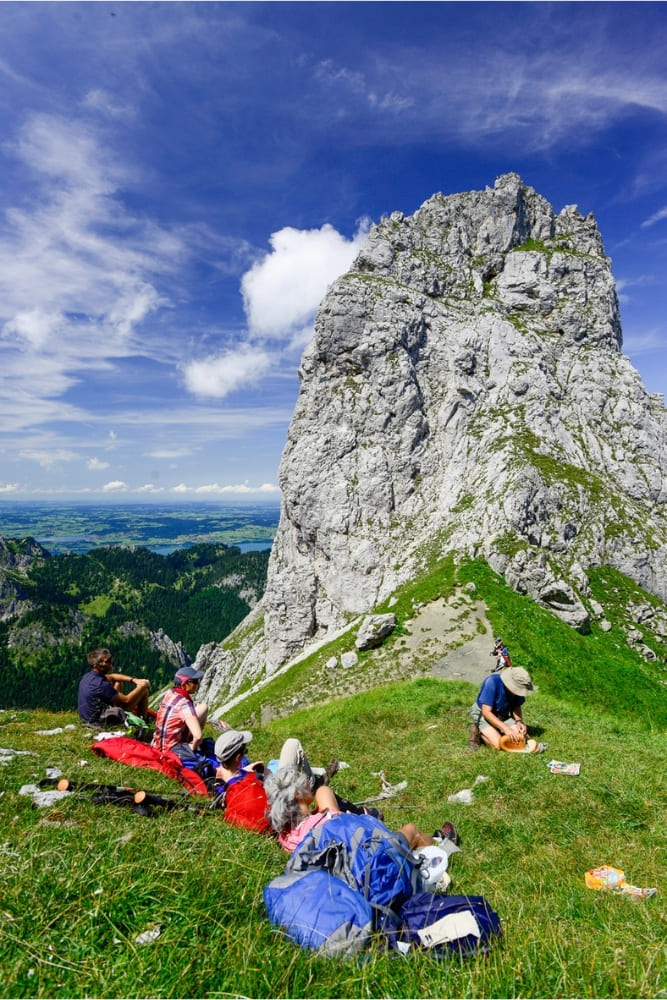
{"left": 279, "top": 810, "right": 337, "bottom": 852}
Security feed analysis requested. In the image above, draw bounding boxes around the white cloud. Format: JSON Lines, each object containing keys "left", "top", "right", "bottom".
{"left": 102, "top": 480, "right": 129, "bottom": 492}
{"left": 169, "top": 481, "right": 280, "bottom": 495}
{"left": 0, "top": 482, "right": 19, "bottom": 493}
{"left": 87, "top": 457, "right": 109, "bottom": 470}
{"left": 641, "top": 207, "right": 667, "bottom": 228}
{"left": 137, "top": 483, "right": 165, "bottom": 493}
{"left": 241, "top": 221, "right": 370, "bottom": 338}
{"left": 183, "top": 342, "right": 273, "bottom": 399}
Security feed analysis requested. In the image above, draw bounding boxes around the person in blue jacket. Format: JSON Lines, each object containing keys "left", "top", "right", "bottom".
{"left": 468, "top": 666, "right": 536, "bottom": 750}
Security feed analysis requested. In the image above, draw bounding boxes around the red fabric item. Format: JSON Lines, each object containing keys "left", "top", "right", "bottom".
{"left": 91, "top": 736, "right": 210, "bottom": 797}
{"left": 224, "top": 771, "right": 271, "bottom": 833}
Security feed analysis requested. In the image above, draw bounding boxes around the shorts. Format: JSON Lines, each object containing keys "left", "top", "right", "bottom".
{"left": 470, "top": 703, "right": 518, "bottom": 732}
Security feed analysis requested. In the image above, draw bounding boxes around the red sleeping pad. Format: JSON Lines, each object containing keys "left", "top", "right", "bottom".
{"left": 91, "top": 736, "right": 211, "bottom": 797}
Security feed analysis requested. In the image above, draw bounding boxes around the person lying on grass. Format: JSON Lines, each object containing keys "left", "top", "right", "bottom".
{"left": 469, "top": 665, "right": 537, "bottom": 751}
{"left": 78, "top": 647, "right": 151, "bottom": 729}
{"left": 212, "top": 730, "right": 341, "bottom": 834}
{"left": 214, "top": 731, "right": 339, "bottom": 788}
{"left": 264, "top": 765, "right": 457, "bottom": 853}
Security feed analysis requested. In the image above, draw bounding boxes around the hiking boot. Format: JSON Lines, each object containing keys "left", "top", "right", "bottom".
{"left": 363, "top": 806, "right": 384, "bottom": 821}
{"left": 433, "top": 821, "right": 460, "bottom": 846}
{"left": 468, "top": 723, "right": 482, "bottom": 750}
{"left": 325, "top": 758, "right": 340, "bottom": 781}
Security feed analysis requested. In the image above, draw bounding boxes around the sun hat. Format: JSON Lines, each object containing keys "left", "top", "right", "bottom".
{"left": 214, "top": 728, "right": 253, "bottom": 763}
{"left": 500, "top": 666, "right": 536, "bottom": 697}
{"left": 174, "top": 665, "right": 205, "bottom": 685}
{"left": 413, "top": 844, "right": 450, "bottom": 887}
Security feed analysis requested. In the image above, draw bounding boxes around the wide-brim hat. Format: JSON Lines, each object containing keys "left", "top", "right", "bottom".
{"left": 214, "top": 728, "right": 253, "bottom": 762}
{"left": 500, "top": 666, "right": 537, "bottom": 697}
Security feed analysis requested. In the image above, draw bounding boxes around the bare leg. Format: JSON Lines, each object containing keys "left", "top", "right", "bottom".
{"left": 125, "top": 684, "right": 150, "bottom": 719}
{"left": 314, "top": 785, "right": 340, "bottom": 814}
{"left": 398, "top": 823, "right": 435, "bottom": 850}
{"left": 481, "top": 727, "right": 502, "bottom": 750}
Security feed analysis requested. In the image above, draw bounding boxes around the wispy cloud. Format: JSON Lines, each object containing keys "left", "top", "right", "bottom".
{"left": 87, "top": 457, "right": 110, "bottom": 470}
{"left": 19, "top": 448, "right": 77, "bottom": 468}
{"left": 0, "top": 113, "right": 183, "bottom": 433}
{"left": 623, "top": 327, "right": 666, "bottom": 356}
{"left": 641, "top": 207, "right": 667, "bottom": 228}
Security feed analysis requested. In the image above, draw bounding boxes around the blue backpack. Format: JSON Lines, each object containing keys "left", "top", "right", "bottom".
{"left": 286, "top": 812, "right": 422, "bottom": 908}
{"left": 264, "top": 869, "right": 375, "bottom": 957}
{"left": 399, "top": 892, "right": 502, "bottom": 957}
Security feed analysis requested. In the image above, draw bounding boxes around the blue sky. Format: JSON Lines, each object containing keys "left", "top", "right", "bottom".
{"left": 0, "top": 2, "right": 666, "bottom": 501}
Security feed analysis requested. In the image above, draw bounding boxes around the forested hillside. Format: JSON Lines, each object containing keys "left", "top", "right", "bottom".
{"left": 0, "top": 540, "right": 269, "bottom": 710}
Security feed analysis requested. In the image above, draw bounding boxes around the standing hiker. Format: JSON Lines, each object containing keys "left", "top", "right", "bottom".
{"left": 78, "top": 648, "right": 151, "bottom": 728}
{"left": 490, "top": 637, "right": 511, "bottom": 672}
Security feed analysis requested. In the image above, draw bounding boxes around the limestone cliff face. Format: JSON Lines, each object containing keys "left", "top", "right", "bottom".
{"left": 197, "top": 174, "right": 667, "bottom": 702}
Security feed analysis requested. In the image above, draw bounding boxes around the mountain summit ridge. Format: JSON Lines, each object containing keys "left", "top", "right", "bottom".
{"left": 196, "top": 174, "right": 667, "bottom": 705}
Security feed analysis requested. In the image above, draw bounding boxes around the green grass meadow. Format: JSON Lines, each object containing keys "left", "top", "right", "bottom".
{"left": 0, "top": 676, "right": 664, "bottom": 999}
{"left": 1, "top": 558, "right": 665, "bottom": 999}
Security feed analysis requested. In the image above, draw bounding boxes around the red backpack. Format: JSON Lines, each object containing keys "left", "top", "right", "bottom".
{"left": 223, "top": 771, "right": 271, "bottom": 834}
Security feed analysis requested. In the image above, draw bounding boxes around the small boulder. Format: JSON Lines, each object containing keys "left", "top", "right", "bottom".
{"left": 355, "top": 614, "right": 397, "bottom": 651}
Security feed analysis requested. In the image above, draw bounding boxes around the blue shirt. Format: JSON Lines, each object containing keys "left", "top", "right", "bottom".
{"left": 476, "top": 673, "right": 524, "bottom": 720}
{"left": 78, "top": 671, "right": 118, "bottom": 724}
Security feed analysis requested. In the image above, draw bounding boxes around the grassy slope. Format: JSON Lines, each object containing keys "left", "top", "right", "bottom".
{"left": 1, "top": 558, "right": 665, "bottom": 999}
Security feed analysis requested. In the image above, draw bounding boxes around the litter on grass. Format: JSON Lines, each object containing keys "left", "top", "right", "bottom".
{"left": 0, "top": 747, "right": 37, "bottom": 763}
{"left": 135, "top": 925, "right": 161, "bottom": 945}
{"left": 19, "top": 783, "right": 72, "bottom": 808}
{"left": 35, "top": 725, "right": 76, "bottom": 736}
{"left": 548, "top": 760, "right": 581, "bottom": 775}
{"left": 585, "top": 865, "right": 657, "bottom": 899}
{"left": 447, "top": 775, "right": 489, "bottom": 806}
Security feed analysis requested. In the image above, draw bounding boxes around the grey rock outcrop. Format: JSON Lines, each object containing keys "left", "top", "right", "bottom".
{"left": 198, "top": 173, "right": 667, "bottom": 704}
{"left": 355, "top": 614, "right": 397, "bottom": 650}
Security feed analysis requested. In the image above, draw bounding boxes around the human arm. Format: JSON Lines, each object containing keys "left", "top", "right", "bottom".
{"left": 511, "top": 709, "right": 527, "bottom": 737}
{"left": 110, "top": 676, "right": 150, "bottom": 708}
{"left": 480, "top": 703, "right": 523, "bottom": 744}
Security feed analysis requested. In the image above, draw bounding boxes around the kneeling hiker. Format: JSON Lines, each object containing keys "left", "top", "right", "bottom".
{"left": 78, "top": 648, "right": 150, "bottom": 729}
{"left": 469, "top": 665, "right": 537, "bottom": 750}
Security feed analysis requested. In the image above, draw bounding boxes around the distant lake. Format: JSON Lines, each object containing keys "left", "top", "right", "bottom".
{"left": 0, "top": 501, "right": 280, "bottom": 556}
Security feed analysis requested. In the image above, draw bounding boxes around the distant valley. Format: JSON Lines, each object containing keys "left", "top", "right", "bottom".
{"left": 0, "top": 501, "right": 280, "bottom": 555}
{"left": 0, "top": 502, "right": 279, "bottom": 711}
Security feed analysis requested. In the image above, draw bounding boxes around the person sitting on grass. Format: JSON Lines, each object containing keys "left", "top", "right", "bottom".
{"left": 78, "top": 647, "right": 151, "bottom": 729}
{"left": 152, "top": 665, "right": 208, "bottom": 762}
{"left": 264, "top": 765, "right": 458, "bottom": 854}
{"left": 468, "top": 665, "right": 537, "bottom": 751}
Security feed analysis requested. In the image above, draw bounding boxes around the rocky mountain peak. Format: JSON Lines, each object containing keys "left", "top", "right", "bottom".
{"left": 196, "top": 174, "right": 667, "bottom": 705}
